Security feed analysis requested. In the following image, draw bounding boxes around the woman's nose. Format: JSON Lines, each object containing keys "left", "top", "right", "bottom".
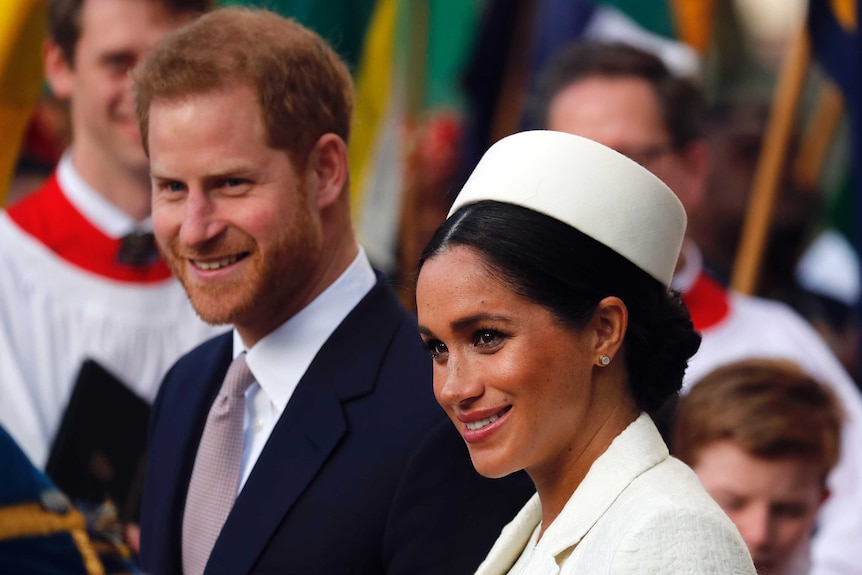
{"left": 434, "top": 355, "right": 483, "bottom": 406}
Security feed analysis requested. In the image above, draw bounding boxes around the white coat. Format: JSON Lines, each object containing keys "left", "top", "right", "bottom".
{"left": 475, "top": 414, "right": 756, "bottom": 575}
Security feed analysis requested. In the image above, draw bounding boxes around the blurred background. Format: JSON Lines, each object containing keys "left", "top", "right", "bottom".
{"left": 2, "top": 0, "right": 860, "bottom": 375}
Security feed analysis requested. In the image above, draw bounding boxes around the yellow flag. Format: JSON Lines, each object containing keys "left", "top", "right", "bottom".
{"left": 0, "top": 0, "right": 47, "bottom": 206}
{"left": 670, "top": 0, "right": 716, "bottom": 54}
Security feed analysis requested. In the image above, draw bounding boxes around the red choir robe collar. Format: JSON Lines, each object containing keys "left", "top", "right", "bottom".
{"left": 8, "top": 173, "right": 172, "bottom": 283}
{"left": 673, "top": 242, "right": 731, "bottom": 332}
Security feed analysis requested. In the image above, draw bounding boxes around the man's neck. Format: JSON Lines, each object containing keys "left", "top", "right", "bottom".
{"left": 70, "top": 149, "right": 152, "bottom": 221}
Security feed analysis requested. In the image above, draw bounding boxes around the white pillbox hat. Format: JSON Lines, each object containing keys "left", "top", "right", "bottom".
{"left": 448, "top": 130, "right": 686, "bottom": 287}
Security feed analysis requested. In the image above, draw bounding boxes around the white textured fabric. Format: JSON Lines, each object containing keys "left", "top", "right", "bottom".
{"left": 477, "top": 415, "right": 755, "bottom": 575}
{"left": 182, "top": 353, "right": 256, "bottom": 575}
{"left": 582, "top": 5, "right": 701, "bottom": 78}
{"left": 57, "top": 152, "right": 151, "bottom": 238}
{"left": 448, "top": 131, "right": 686, "bottom": 286}
{"left": 0, "top": 185, "right": 222, "bottom": 468}
{"left": 677, "top": 246, "right": 862, "bottom": 575}
{"left": 233, "top": 248, "right": 376, "bottom": 489}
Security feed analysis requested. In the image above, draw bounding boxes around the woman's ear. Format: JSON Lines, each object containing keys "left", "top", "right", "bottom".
{"left": 308, "top": 133, "right": 349, "bottom": 210}
{"left": 593, "top": 296, "right": 627, "bottom": 366}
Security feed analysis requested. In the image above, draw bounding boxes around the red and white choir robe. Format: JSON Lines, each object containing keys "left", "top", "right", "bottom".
{"left": 0, "top": 153, "right": 223, "bottom": 468}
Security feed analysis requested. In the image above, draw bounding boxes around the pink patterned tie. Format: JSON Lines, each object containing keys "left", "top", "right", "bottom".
{"left": 182, "top": 353, "right": 256, "bottom": 575}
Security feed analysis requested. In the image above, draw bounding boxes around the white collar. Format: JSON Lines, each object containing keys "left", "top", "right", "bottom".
{"left": 57, "top": 151, "right": 152, "bottom": 238}
{"left": 232, "top": 248, "right": 376, "bottom": 410}
{"left": 670, "top": 240, "right": 702, "bottom": 294}
{"left": 539, "top": 414, "right": 667, "bottom": 555}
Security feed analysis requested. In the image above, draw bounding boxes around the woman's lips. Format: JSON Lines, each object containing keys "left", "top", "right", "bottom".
{"left": 459, "top": 405, "right": 512, "bottom": 442}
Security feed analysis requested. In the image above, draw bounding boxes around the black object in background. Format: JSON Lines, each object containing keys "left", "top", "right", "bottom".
{"left": 46, "top": 359, "right": 150, "bottom": 522}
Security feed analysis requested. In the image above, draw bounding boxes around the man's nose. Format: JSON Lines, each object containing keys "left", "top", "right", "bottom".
{"left": 178, "top": 190, "right": 226, "bottom": 247}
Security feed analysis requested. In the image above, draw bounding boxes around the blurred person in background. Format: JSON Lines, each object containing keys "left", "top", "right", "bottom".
{"left": 674, "top": 358, "right": 842, "bottom": 574}
{"left": 0, "top": 0, "right": 220, "bottom": 471}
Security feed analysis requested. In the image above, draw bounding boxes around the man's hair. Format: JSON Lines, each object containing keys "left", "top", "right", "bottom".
{"left": 673, "top": 358, "right": 843, "bottom": 483}
{"left": 532, "top": 41, "right": 705, "bottom": 150}
{"left": 133, "top": 7, "right": 354, "bottom": 171}
{"left": 48, "top": 0, "right": 213, "bottom": 65}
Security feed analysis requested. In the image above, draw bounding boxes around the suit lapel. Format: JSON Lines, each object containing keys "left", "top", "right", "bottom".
{"left": 158, "top": 335, "right": 233, "bottom": 574}
{"left": 205, "top": 281, "right": 406, "bottom": 574}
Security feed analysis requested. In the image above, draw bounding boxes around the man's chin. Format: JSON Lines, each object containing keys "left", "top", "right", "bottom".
{"left": 185, "top": 289, "right": 251, "bottom": 327}
{"left": 190, "top": 303, "right": 236, "bottom": 327}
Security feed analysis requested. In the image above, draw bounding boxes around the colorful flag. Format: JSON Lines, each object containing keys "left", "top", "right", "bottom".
{"left": 0, "top": 0, "right": 46, "bottom": 206}
{"left": 808, "top": 0, "right": 861, "bottom": 264}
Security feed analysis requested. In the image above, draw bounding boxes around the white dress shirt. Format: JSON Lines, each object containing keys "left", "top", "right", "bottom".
{"left": 233, "top": 248, "right": 376, "bottom": 490}
{"left": 59, "top": 152, "right": 153, "bottom": 237}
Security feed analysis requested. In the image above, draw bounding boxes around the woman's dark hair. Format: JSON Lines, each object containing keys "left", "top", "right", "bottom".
{"left": 419, "top": 201, "right": 701, "bottom": 413}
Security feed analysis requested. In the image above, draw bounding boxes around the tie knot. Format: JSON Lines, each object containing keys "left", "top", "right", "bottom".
{"left": 223, "top": 353, "right": 256, "bottom": 397}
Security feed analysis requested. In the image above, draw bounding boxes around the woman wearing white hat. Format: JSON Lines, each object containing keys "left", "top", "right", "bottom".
{"left": 416, "top": 130, "right": 756, "bottom": 574}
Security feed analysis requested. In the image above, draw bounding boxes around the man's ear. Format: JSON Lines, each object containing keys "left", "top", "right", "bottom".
{"left": 308, "top": 133, "right": 349, "bottom": 210}
{"left": 43, "top": 39, "right": 73, "bottom": 99}
{"left": 593, "top": 296, "right": 627, "bottom": 363}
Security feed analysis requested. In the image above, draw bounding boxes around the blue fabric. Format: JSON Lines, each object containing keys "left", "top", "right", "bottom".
{"left": 808, "top": 0, "right": 862, "bottom": 358}
{"left": 521, "top": 0, "right": 597, "bottom": 130}
{"left": 459, "top": 0, "right": 598, "bottom": 182}
{"left": 0, "top": 535, "right": 88, "bottom": 575}
{"left": 0, "top": 426, "right": 86, "bottom": 575}
{"left": 0, "top": 425, "right": 144, "bottom": 574}
{"left": 0, "top": 425, "right": 54, "bottom": 506}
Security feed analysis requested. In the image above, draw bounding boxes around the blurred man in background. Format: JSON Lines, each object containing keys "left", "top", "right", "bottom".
{"left": 0, "top": 0, "right": 220, "bottom": 471}
{"left": 675, "top": 359, "right": 842, "bottom": 574}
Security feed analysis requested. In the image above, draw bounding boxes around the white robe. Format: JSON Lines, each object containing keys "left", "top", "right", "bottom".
{"left": 0, "top": 157, "right": 223, "bottom": 467}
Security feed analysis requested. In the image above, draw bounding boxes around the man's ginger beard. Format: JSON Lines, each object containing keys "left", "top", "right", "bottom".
{"left": 159, "top": 183, "right": 323, "bottom": 327}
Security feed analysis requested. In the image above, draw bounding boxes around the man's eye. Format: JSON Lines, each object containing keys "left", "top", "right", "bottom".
{"left": 155, "top": 180, "right": 185, "bottom": 193}
{"left": 772, "top": 503, "right": 807, "bottom": 519}
{"left": 718, "top": 497, "right": 745, "bottom": 512}
{"left": 105, "top": 54, "right": 135, "bottom": 74}
{"left": 225, "top": 178, "right": 245, "bottom": 187}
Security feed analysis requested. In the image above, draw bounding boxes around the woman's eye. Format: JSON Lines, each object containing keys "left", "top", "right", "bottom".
{"left": 422, "top": 339, "right": 448, "bottom": 360}
{"left": 474, "top": 329, "right": 504, "bottom": 349}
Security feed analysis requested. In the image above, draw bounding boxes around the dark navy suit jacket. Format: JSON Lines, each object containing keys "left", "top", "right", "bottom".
{"left": 139, "top": 278, "right": 534, "bottom": 574}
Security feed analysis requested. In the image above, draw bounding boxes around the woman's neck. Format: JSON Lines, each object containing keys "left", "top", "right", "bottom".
{"left": 531, "top": 401, "right": 639, "bottom": 539}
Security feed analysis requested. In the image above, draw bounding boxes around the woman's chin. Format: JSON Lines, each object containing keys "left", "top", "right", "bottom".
{"left": 469, "top": 453, "right": 519, "bottom": 480}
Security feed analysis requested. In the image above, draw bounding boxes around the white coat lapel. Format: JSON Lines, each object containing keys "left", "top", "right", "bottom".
{"left": 475, "top": 415, "right": 668, "bottom": 575}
